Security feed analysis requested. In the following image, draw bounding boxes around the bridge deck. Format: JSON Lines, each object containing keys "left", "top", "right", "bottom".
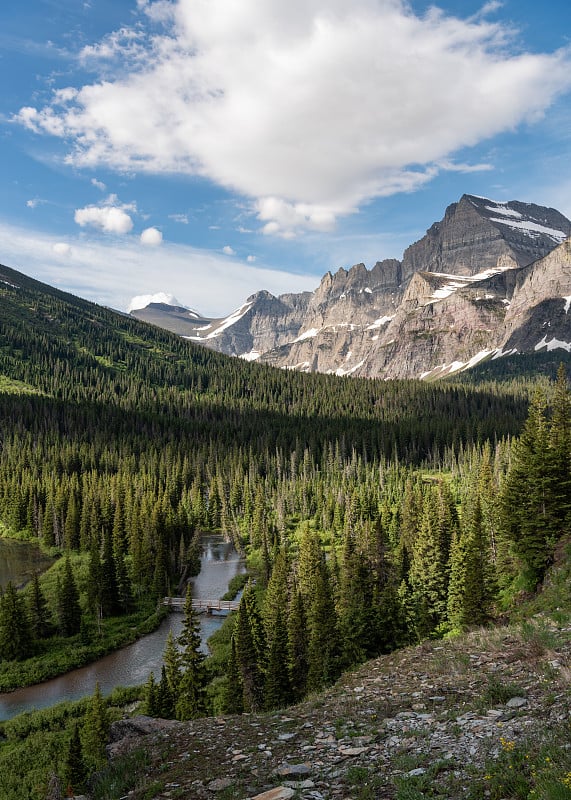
{"left": 163, "top": 597, "right": 240, "bottom": 613}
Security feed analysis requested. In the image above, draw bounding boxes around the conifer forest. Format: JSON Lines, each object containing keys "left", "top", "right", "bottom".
{"left": 0, "top": 264, "right": 570, "bottom": 797}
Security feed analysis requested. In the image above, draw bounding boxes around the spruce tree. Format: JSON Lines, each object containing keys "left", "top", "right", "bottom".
{"left": 28, "top": 572, "right": 52, "bottom": 640}
{"left": 65, "top": 723, "right": 87, "bottom": 796}
{"left": 163, "top": 629, "right": 182, "bottom": 698}
{"left": 175, "top": 585, "right": 207, "bottom": 720}
{"left": 0, "top": 581, "right": 33, "bottom": 660}
{"left": 57, "top": 554, "right": 82, "bottom": 637}
{"left": 221, "top": 635, "right": 244, "bottom": 714}
{"left": 82, "top": 682, "right": 109, "bottom": 770}
{"left": 264, "top": 608, "right": 292, "bottom": 710}
{"left": 234, "top": 595, "right": 264, "bottom": 712}
{"left": 306, "top": 561, "right": 340, "bottom": 692}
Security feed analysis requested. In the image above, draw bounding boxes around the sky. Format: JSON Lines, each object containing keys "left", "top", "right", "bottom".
{"left": 1, "top": 0, "right": 570, "bottom": 317}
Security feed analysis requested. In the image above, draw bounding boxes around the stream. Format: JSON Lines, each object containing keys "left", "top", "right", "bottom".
{"left": 0, "top": 533, "right": 244, "bottom": 721}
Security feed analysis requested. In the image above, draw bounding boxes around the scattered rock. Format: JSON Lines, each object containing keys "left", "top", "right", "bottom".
{"left": 250, "top": 788, "right": 295, "bottom": 800}
{"left": 506, "top": 697, "right": 528, "bottom": 708}
{"left": 207, "top": 777, "right": 234, "bottom": 792}
{"left": 275, "top": 763, "right": 312, "bottom": 778}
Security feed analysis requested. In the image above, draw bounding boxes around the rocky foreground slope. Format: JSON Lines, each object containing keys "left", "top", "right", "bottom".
{"left": 109, "top": 618, "right": 571, "bottom": 800}
{"left": 132, "top": 195, "right": 571, "bottom": 380}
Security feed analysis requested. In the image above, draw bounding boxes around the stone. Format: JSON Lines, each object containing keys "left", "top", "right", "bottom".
{"left": 274, "top": 763, "right": 312, "bottom": 778}
{"left": 407, "top": 768, "right": 426, "bottom": 777}
{"left": 506, "top": 697, "right": 528, "bottom": 708}
{"left": 250, "top": 788, "right": 295, "bottom": 800}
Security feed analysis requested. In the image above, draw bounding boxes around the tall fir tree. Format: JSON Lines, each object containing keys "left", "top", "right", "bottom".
{"left": 57, "top": 555, "right": 82, "bottom": 637}
{"left": 175, "top": 585, "right": 207, "bottom": 720}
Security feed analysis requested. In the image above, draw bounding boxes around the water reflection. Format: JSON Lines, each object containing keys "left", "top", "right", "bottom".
{"left": 0, "top": 539, "right": 54, "bottom": 589}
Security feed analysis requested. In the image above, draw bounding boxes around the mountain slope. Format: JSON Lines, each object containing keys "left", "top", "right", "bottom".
{"left": 108, "top": 609, "right": 571, "bottom": 800}
{"left": 135, "top": 194, "right": 571, "bottom": 379}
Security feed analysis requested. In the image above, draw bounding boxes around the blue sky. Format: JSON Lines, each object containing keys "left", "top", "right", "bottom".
{"left": 1, "top": 0, "right": 570, "bottom": 316}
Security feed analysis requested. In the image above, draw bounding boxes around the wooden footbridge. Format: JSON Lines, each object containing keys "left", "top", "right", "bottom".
{"left": 163, "top": 597, "right": 240, "bottom": 615}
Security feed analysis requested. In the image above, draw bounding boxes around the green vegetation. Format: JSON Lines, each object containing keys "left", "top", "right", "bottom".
{"left": 0, "top": 262, "right": 570, "bottom": 796}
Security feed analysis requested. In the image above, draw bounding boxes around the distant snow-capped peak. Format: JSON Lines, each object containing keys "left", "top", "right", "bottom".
{"left": 127, "top": 292, "right": 199, "bottom": 314}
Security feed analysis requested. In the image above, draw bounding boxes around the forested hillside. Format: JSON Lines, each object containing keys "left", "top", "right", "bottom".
{"left": 0, "top": 261, "right": 570, "bottom": 797}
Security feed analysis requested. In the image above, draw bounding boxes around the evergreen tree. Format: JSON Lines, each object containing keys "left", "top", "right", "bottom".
{"left": 144, "top": 672, "right": 159, "bottom": 717}
{"left": 65, "top": 723, "right": 87, "bottom": 797}
{"left": 221, "top": 635, "right": 244, "bottom": 714}
{"left": 163, "top": 629, "right": 182, "bottom": 698}
{"left": 264, "top": 607, "right": 292, "bottom": 710}
{"left": 499, "top": 389, "right": 567, "bottom": 587}
{"left": 234, "top": 595, "right": 264, "bottom": 712}
{"left": 287, "top": 589, "right": 308, "bottom": 701}
{"left": 27, "top": 572, "right": 52, "bottom": 640}
{"left": 157, "top": 664, "right": 176, "bottom": 718}
{"left": 82, "top": 682, "right": 109, "bottom": 770}
{"left": 0, "top": 581, "right": 33, "bottom": 661}
{"left": 175, "top": 585, "right": 207, "bottom": 720}
{"left": 57, "top": 555, "right": 82, "bottom": 637}
{"left": 447, "top": 497, "right": 491, "bottom": 630}
{"left": 306, "top": 561, "right": 340, "bottom": 692}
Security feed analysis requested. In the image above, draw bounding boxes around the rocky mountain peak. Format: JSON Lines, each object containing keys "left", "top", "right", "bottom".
{"left": 131, "top": 193, "right": 571, "bottom": 380}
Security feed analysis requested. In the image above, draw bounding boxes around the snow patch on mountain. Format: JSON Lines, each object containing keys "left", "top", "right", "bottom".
{"left": 535, "top": 335, "right": 571, "bottom": 352}
{"left": 489, "top": 218, "right": 568, "bottom": 242}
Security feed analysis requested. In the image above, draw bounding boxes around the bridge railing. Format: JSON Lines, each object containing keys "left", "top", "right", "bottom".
{"left": 163, "top": 597, "right": 240, "bottom": 613}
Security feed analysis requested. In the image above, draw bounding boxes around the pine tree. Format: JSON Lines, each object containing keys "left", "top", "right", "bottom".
{"left": 144, "top": 672, "right": 159, "bottom": 717}
{"left": 28, "top": 572, "right": 52, "bottom": 639}
{"left": 163, "top": 629, "right": 182, "bottom": 698}
{"left": 0, "top": 581, "right": 33, "bottom": 660}
{"left": 65, "top": 723, "right": 87, "bottom": 797}
{"left": 82, "top": 682, "right": 109, "bottom": 770}
{"left": 447, "top": 497, "right": 491, "bottom": 630}
{"left": 234, "top": 595, "right": 264, "bottom": 712}
{"left": 306, "top": 561, "right": 340, "bottom": 692}
{"left": 157, "top": 664, "right": 176, "bottom": 718}
{"left": 499, "top": 389, "right": 564, "bottom": 587}
{"left": 221, "top": 635, "right": 244, "bottom": 714}
{"left": 264, "top": 607, "right": 292, "bottom": 710}
{"left": 57, "top": 554, "right": 82, "bottom": 637}
{"left": 175, "top": 585, "right": 207, "bottom": 720}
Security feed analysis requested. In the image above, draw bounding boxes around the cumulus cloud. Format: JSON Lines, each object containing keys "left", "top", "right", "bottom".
{"left": 222, "top": 245, "right": 236, "bottom": 256}
{"left": 140, "top": 226, "right": 163, "bottom": 245}
{"left": 74, "top": 203, "right": 134, "bottom": 234}
{"left": 91, "top": 178, "right": 106, "bottom": 191}
{"left": 128, "top": 292, "right": 182, "bottom": 312}
{"left": 16, "top": 0, "right": 571, "bottom": 236}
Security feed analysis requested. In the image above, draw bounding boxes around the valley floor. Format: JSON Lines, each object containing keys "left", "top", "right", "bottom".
{"left": 109, "top": 617, "right": 571, "bottom": 800}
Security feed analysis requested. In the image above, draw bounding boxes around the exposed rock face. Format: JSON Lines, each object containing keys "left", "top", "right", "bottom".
{"left": 131, "top": 195, "right": 571, "bottom": 378}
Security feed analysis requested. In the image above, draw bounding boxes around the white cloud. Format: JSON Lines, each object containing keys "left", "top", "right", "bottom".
{"left": 74, "top": 204, "right": 134, "bottom": 234}
{"left": 0, "top": 220, "right": 318, "bottom": 316}
{"left": 222, "top": 245, "right": 235, "bottom": 255}
{"left": 140, "top": 226, "right": 163, "bottom": 245}
{"left": 53, "top": 242, "right": 72, "bottom": 257}
{"left": 26, "top": 198, "right": 46, "bottom": 209}
{"left": 16, "top": 0, "right": 571, "bottom": 236}
{"left": 247, "top": 255, "right": 256, "bottom": 263}
{"left": 91, "top": 178, "right": 106, "bottom": 191}
{"left": 128, "top": 292, "right": 182, "bottom": 312}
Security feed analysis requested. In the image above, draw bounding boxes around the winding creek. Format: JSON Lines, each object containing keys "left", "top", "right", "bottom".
{"left": 0, "top": 534, "right": 245, "bottom": 721}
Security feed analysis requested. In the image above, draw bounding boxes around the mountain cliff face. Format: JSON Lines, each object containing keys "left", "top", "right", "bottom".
{"left": 132, "top": 194, "right": 571, "bottom": 378}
